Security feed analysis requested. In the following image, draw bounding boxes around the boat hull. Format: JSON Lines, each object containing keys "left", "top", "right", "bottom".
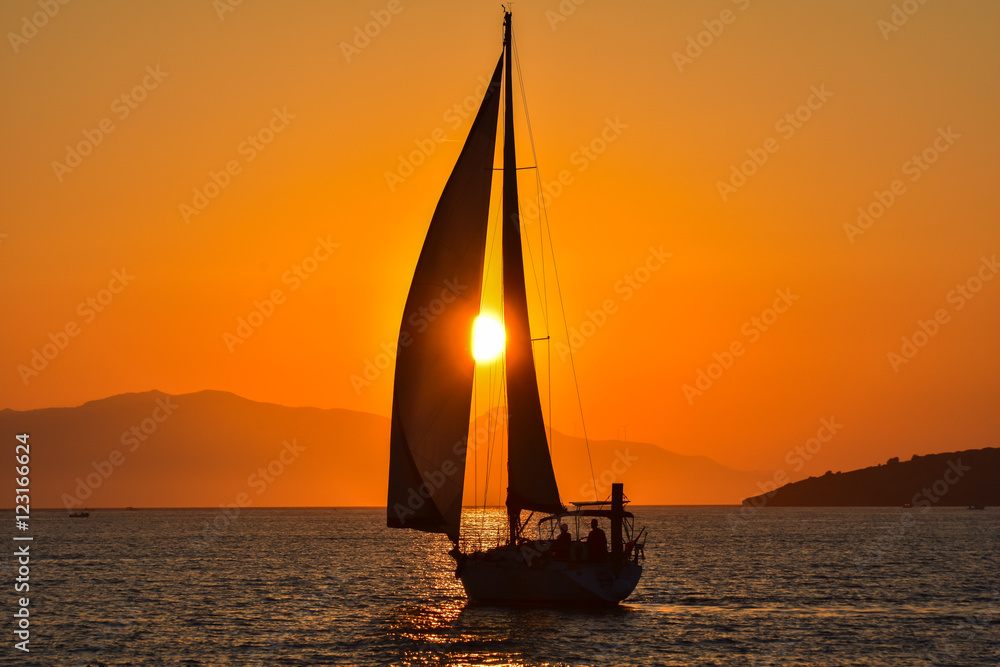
{"left": 457, "top": 546, "right": 642, "bottom": 605}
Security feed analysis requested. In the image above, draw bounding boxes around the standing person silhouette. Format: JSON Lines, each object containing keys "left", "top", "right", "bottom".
{"left": 586, "top": 518, "right": 607, "bottom": 562}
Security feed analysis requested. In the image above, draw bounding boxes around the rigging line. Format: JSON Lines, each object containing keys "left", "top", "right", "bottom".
{"left": 484, "top": 352, "right": 500, "bottom": 511}
{"left": 489, "top": 356, "right": 501, "bottom": 510}
{"left": 481, "top": 364, "right": 487, "bottom": 515}
{"left": 512, "top": 32, "right": 554, "bottom": 453}
{"left": 484, "top": 357, "right": 496, "bottom": 512}
{"left": 499, "top": 359, "right": 507, "bottom": 512}
{"left": 482, "top": 121, "right": 505, "bottom": 303}
{"left": 511, "top": 39, "right": 549, "bottom": 334}
{"left": 484, "top": 373, "right": 492, "bottom": 511}
{"left": 496, "top": 234, "right": 512, "bottom": 509}
{"left": 482, "top": 378, "right": 491, "bottom": 512}
{"left": 494, "top": 318, "right": 507, "bottom": 515}
{"left": 480, "top": 365, "right": 486, "bottom": 516}
{"left": 482, "top": 394, "right": 490, "bottom": 512}
{"left": 514, "top": 29, "right": 596, "bottom": 499}
{"left": 481, "top": 327, "right": 495, "bottom": 512}
{"left": 543, "top": 198, "right": 598, "bottom": 500}
{"left": 480, "top": 166, "right": 504, "bottom": 516}
{"left": 546, "top": 310, "right": 552, "bottom": 459}
{"left": 518, "top": 199, "right": 548, "bottom": 338}
{"left": 474, "top": 366, "right": 477, "bottom": 511}
{"left": 485, "top": 206, "right": 509, "bottom": 514}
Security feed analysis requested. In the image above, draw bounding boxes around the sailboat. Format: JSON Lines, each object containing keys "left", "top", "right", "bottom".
{"left": 386, "top": 10, "right": 644, "bottom": 605}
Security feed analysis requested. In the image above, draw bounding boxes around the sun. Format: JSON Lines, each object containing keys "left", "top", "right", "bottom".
{"left": 472, "top": 315, "right": 506, "bottom": 361}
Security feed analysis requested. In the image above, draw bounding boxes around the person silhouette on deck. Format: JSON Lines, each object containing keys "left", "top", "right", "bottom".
{"left": 586, "top": 518, "right": 607, "bottom": 562}
{"left": 553, "top": 522, "right": 572, "bottom": 560}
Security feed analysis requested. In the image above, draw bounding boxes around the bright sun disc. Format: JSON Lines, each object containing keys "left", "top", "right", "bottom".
{"left": 472, "top": 315, "right": 505, "bottom": 361}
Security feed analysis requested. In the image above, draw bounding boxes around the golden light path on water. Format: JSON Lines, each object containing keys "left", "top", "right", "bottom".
{"left": 27, "top": 507, "right": 1000, "bottom": 665}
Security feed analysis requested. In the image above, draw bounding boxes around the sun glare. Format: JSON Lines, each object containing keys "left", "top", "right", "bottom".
{"left": 472, "top": 315, "right": 506, "bottom": 361}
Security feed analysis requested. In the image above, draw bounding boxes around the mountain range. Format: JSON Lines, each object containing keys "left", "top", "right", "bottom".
{"left": 2, "top": 390, "right": 766, "bottom": 509}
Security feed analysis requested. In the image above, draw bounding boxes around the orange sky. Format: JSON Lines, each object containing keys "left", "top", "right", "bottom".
{"left": 2, "top": 0, "right": 998, "bottom": 480}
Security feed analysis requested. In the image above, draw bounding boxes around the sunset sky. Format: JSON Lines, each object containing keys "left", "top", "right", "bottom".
{"left": 3, "top": 0, "right": 998, "bottom": 481}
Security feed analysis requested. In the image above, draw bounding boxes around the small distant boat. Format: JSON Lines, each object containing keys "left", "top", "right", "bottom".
{"left": 902, "top": 502, "right": 913, "bottom": 508}
{"left": 69, "top": 512, "right": 89, "bottom": 518}
{"left": 967, "top": 505, "right": 986, "bottom": 510}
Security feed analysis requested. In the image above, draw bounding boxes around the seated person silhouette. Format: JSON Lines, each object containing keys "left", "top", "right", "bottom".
{"left": 553, "top": 522, "right": 572, "bottom": 560}
{"left": 586, "top": 518, "right": 608, "bottom": 562}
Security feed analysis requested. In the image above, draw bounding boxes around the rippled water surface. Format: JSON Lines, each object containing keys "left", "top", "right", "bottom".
{"left": 12, "top": 507, "right": 1000, "bottom": 665}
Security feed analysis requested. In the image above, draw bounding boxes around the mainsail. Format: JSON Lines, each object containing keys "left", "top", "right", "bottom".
{"left": 386, "top": 56, "right": 503, "bottom": 542}
{"left": 500, "top": 13, "right": 563, "bottom": 518}
{"left": 387, "top": 12, "right": 563, "bottom": 545}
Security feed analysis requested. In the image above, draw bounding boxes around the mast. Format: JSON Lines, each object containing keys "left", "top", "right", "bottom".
{"left": 501, "top": 10, "right": 564, "bottom": 544}
{"left": 611, "top": 483, "right": 624, "bottom": 572}
{"left": 503, "top": 10, "right": 518, "bottom": 544}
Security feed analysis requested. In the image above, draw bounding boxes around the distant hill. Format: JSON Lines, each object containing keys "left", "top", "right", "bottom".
{"left": 0, "top": 390, "right": 764, "bottom": 509}
{"left": 742, "top": 448, "right": 1000, "bottom": 507}
{"left": 549, "top": 431, "right": 763, "bottom": 506}
{"left": 2, "top": 390, "right": 387, "bottom": 510}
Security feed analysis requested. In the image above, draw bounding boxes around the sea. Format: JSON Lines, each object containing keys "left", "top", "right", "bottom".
{"left": 8, "top": 506, "right": 998, "bottom": 666}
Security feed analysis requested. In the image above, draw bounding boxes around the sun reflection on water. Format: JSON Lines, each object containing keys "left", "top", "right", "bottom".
{"left": 29, "top": 507, "right": 1000, "bottom": 665}
{"left": 458, "top": 506, "right": 509, "bottom": 553}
